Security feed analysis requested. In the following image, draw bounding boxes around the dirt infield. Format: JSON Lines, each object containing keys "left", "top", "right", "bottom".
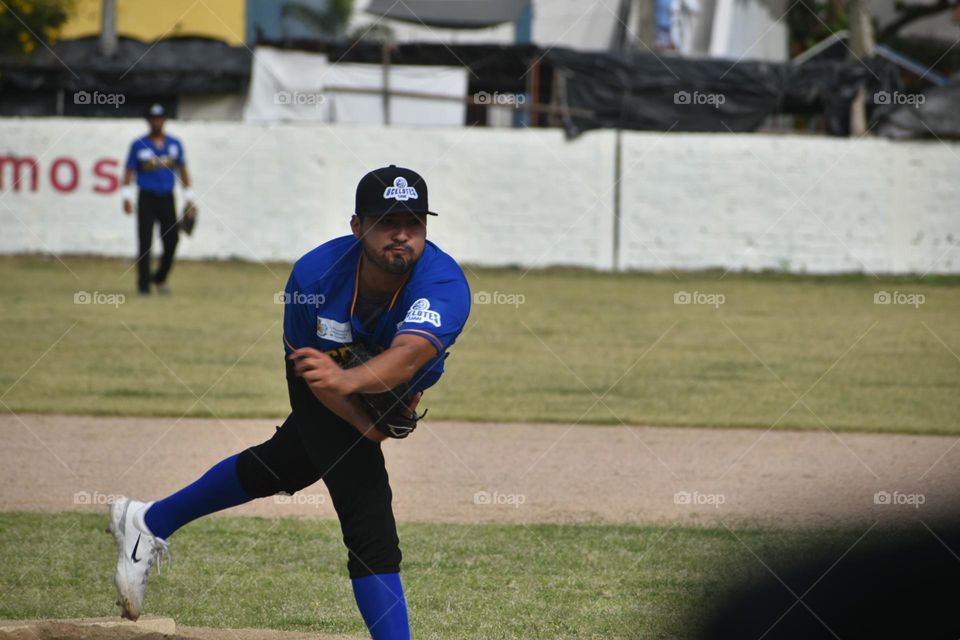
{"left": 0, "top": 620, "right": 354, "bottom": 640}
{"left": 3, "top": 414, "right": 959, "bottom": 527}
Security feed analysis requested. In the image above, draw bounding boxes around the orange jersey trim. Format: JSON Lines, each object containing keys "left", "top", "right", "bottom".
{"left": 395, "top": 328, "right": 443, "bottom": 354}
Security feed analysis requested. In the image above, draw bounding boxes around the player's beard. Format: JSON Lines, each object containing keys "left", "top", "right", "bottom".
{"left": 363, "top": 240, "right": 419, "bottom": 275}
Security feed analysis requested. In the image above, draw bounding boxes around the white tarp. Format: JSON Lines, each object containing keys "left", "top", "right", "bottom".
{"left": 179, "top": 94, "right": 246, "bottom": 121}
{"left": 242, "top": 47, "right": 332, "bottom": 122}
{"left": 709, "top": 0, "right": 789, "bottom": 62}
{"left": 242, "top": 46, "right": 467, "bottom": 126}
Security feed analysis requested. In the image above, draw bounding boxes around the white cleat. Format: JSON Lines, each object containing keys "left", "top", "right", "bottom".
{"left": 108, "top": 497, "right": 171, "bottom": 621}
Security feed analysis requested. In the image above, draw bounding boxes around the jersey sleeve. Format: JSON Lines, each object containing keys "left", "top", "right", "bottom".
{"left": 395, "top": 277, "right": 471, "bottom": 355}
{"left": 125, "top": 142, "right": 138, "bottom": 171}
{"left": 282, "top": 271, "right": 314, "bottom": 354}
{"left": 176, "top": 139, "right": 186, "bottom": 167}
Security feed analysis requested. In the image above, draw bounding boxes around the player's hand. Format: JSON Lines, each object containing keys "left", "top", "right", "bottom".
{"left": 289, "top": 347, "right": 353, "bottom": 395}
{"left": 123, "top": 200, "right": 133, "bottom": 215}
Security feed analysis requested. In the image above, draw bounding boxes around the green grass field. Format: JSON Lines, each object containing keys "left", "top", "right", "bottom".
{"left": 1, "top": 256, "right": 955, "bottom": 638}
{"left": 0, "top": 511, "right": 867, "bottom": 639}
{"left": 1, "top": 255, "right": 958, "bottom": 434}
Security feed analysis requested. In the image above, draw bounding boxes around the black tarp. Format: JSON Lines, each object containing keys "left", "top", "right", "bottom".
{"left": 874, "top": 82, "right": 960, "bottom": 139}
{"left": 547, "top": 48, "right": 903, "bottom": 137}
{"left": 0, "top": 36, "right": 251, "bottom": 116}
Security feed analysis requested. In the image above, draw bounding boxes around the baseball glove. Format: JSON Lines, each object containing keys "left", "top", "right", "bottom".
{"left": 343, "top": 343, "right": 425, "bottom": 439}
{"left": 178, "top": 202, "right": 198, "bottom": 235}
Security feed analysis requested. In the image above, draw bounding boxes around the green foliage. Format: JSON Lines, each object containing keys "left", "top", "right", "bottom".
{"left": 787, "top": 0, "right": 851, "bottom": 56}
{"left": 0, "top": 0, "right": 71, "bottom": 55}
{"left": 282, "top": 0, "right": 354, "bottom": 38}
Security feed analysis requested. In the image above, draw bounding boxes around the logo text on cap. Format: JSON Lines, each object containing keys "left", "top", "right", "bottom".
{"left": 383, "top": 176, "right": 418, "bottom": 202}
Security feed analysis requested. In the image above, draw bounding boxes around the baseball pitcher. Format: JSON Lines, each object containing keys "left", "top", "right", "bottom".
{"left": 107, "top": 165, "right": 471, "bottom": 640}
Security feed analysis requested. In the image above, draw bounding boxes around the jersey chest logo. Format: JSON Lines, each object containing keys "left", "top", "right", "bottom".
{"left": 317, "top": 316, "right": 353, "bottom": 343}
{"left": 136, "top": 147, "right": 175, "bottom": 171}
{"left": 403, "top": 298, "right": 441, "bottom": 327}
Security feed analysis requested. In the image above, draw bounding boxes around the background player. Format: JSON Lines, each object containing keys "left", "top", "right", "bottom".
{"left": 107, "top": 165, "right": 471, "bottom": 640}
{"left": 121, "top": 103, "right": 195, "bottom": 295}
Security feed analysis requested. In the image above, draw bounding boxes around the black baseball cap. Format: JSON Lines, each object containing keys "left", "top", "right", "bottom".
{"left": 355, "top": 165, "right": 438, "bottom": 217}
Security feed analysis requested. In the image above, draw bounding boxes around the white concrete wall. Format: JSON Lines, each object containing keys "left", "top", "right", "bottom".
{"left": 619, "top": 132, "right": 960, "bottom": 274}
{"left": 0, "top": 118, "right": 615, "bottom": 270}
{"left": 1, "top": 118, "right": 957, "bottom": 274}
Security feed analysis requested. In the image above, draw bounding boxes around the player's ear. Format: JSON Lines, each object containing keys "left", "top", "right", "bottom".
{"left": 350, "top": 215, "right": 362, "bottom": 238}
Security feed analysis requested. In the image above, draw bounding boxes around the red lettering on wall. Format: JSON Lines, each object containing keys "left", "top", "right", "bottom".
{"left": 93, "top": 158, "right": 120, "bottom": 193}
{"left": 49, "top": 157, "right": 79, "bottom": 192}
{"left": 0, "top": 156, "right": 123, "bottom": 195}
{"left": 0, "top": 156, "right": 39, "bottom": 192}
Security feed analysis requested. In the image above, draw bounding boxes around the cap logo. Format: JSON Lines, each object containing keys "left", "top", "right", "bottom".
{"left": 383, "top": 176, "right": 418, "bottom": 202}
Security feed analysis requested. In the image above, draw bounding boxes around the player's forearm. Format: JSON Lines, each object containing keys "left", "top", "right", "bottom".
{"left": 311, "top": 387, "right": 386, "bottom": 442}
{"left": 179, "top": 166, "right": 192, "bottom": 189}
{"left": 122, "top": 169, "right": 134, "bottom": 186}
{"left": 341, "top": 346, "right": 421, "bottom": 394}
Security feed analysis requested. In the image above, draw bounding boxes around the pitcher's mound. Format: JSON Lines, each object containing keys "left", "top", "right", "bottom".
{"left": 0, "top": 618, "right": 357, "bottom": 640}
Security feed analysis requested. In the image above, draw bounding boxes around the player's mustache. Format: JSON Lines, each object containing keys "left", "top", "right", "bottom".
{"left": 384, "top": 243, "right": 412, "bottom": 254}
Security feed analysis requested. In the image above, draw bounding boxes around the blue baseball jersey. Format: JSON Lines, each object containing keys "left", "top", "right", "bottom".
{"left": 125, "top": 134, "right": 185, "bottom": 194}
{"left": 283, "top": 236, "right": 471, "bottom": 394}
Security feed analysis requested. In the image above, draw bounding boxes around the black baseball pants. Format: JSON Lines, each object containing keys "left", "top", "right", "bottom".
{"left": 234, "top": 361, "right": 402, "bottom": 578}
{"left": 136, "top": 191, "right": 178, "bottom": 293}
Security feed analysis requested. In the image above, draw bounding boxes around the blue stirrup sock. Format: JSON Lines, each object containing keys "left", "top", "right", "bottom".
{"left": 351, "top": 572, "right": 410, "bottom": 640}
{"left": 144, "top": 455, "right": 410, "bottom": 638}
{"left": 143, "top": 453, "right": 251, "bottom": 539}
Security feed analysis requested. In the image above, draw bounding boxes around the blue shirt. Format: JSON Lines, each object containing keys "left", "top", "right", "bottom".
{"left": 283, "top": 236, "right": 471, "bottom": 394}
{"left": 125, "top": 134, "right": 185, "bottom": 194}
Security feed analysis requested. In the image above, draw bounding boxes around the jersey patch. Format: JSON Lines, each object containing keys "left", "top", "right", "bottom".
{"left": 383, "top": 176, "right": 418, "bottom": 201}
{"left": 403, "top": 298, "right": 441, "bottom": 327}
{"left": 317, "top": 316, "right": 353, "bottom": 343}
